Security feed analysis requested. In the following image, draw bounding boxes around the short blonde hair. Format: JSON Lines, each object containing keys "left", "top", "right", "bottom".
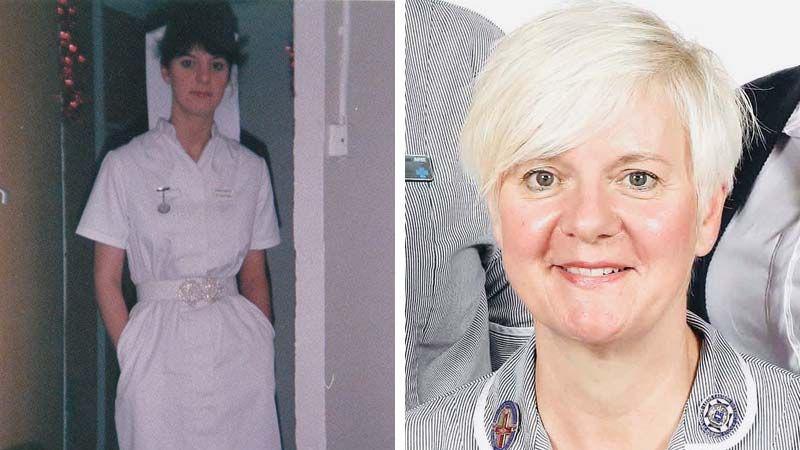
{"left": 461, "top": 1, "right": 755, "bottom": 214}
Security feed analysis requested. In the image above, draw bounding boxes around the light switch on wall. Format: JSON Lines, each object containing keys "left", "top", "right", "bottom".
{"left": 327, "top": 124, "right": 348, "bottom": 157}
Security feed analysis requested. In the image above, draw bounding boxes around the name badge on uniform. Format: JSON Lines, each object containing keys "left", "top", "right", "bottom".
{"left": 405, "top": 155, "right": 434, "bottom": 182}
{"left": 214, "top": 188, "right": 233, "bottom": 198}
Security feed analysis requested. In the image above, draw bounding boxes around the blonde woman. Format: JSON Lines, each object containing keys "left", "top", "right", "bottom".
{"left": 407, "top": 3, "right": 800, "bottom": 449}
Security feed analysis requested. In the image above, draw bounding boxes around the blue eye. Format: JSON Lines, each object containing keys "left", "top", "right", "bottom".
{"left": 211, "top": 61, "right": 228, "bottom": 72}
{"left": 623, "top": 171, "right": 658, "bottom": 190}
{"left": 524, "top": 169, "right": 559, "bottom": 192}
{"left": 179, "top": 59, "right": 193, "bottom": 68}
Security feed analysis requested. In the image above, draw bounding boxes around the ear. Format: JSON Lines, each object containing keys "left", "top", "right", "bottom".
{"left": 161, "top": 66, "right": 171, "bottom": 84}
{"left": 695, "top": 185, "right": 726, "bottom": 257}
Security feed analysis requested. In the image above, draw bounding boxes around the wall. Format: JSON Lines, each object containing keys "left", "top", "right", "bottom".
{"left": 449, "top": 0, "right": 800, "bottom": 84}
{"left": 324, "top": 2, "right": 395, "bottom": 449}
{"left": 0, "top": 2, "right": 64, "bottom": 449}
{"left": 292, "top": 2, "right": 327, "bottom": 448}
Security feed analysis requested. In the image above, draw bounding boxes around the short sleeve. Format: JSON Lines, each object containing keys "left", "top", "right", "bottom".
{"left": 250, "top": 159, "right": 281, "bottom": 250}
{"left": 76, "top": 151, "right": 129, "bottom": 249}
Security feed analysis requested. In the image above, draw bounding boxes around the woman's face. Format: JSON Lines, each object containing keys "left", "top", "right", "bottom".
{"left": 161, "top": 47, "right": 230, "bottom": 120}
{"left": 494, "top": 93, "right": 723, "bottom": 346}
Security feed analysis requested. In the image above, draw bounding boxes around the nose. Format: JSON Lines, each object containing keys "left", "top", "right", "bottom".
{"left": 196, "top": 63, "right": 210, "bottom": 84}
{"left": 558, "top": 184, "right": 622, "bottom": 243}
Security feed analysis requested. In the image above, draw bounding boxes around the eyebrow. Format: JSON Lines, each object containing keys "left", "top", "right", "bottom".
{"left": 180, "top": 52, "right": 226, "bottom": 60}
{"left": 514, "top": 151, "right": 675, "bottom": 175}
{"left": 612, "top": 152, "right": 673, "bottom": 167}
{"left": 527, "top": 151, "right": 672, "bottom": 166}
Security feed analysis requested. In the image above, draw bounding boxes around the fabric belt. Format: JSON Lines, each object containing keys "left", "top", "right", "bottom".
{"left": 136, "top": 277, "right": 238, "bottom": 306}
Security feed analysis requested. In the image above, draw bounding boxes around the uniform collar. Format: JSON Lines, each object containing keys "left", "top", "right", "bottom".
{"left": 474, "top": 311, "right": 756, "bottom": 449}
{"left": 154, "top": 118, "right": 222, "bottom": 166}
{"left": 680, "top": 313, "right": 757, "bottom": 449}
{"left": 155, "top": 117, "right": 222, "bottom": 137}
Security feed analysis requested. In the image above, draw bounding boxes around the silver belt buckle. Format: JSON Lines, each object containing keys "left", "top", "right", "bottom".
{"left": 177, "top": 278, "right": 221, "bottom": 306}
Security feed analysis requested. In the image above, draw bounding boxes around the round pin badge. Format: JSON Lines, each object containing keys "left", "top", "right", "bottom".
{"left": 699, "top": 394, "right": 740, "bottom": 438}
{"left": 492, "top": 401, "right": 521, "bottom": 450}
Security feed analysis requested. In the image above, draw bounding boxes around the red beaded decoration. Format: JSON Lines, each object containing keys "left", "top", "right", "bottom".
{"left": 58, "top": 0, "right": 89, "bottom": 119}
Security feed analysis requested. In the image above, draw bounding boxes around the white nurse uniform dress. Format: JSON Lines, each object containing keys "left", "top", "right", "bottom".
{"left": 77, "top": 119, "right": 282, "bottom": 450}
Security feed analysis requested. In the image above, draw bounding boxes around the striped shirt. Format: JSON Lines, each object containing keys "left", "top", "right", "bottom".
{"left": 407, "top": 312, "right": 800, "bottom": 449}
{"left": 405, "top": 0, "right": 534, "bottom": 410}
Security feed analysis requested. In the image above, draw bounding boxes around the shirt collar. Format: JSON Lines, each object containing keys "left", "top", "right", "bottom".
{"left": 475, "top": 311, "right": 756, "bottom": 449}
{"left": 154, "top": 118, "right": 222, "bottom": 165}
{"left": 155, "top": 117, "right": 221, "bottom": 136}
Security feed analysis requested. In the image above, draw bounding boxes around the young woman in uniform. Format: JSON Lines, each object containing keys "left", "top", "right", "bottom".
{"left": 78, "top": 3, "right": 281, "bottom": 448}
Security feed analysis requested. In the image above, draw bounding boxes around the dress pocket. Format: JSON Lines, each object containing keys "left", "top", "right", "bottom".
{"left": 116, "top": 303, "right": 142, "bottom": 369}
{"left": 237, "top": 296, "right": 275, "bottom": 338}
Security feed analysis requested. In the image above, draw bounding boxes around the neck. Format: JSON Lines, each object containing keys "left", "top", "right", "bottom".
{"left": 535, "top": 308, "right": 700, "bottom": 450}
{"left": 169, "top": 110, "right": 214, "bottom": 162}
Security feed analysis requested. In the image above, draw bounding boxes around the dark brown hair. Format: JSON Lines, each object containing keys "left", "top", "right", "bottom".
{"left": 158, "top": 1, "right": 246, "bottom": 68}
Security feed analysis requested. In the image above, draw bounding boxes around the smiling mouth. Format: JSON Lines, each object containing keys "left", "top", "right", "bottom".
{"left": 555, "top": 265, "right": 634, "bottom": 281}
{"left": 561, "top": 266, "right": 630, "bottom": 277}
